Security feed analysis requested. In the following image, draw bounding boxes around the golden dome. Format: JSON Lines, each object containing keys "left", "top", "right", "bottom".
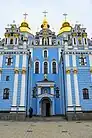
{"left": 41, "top": 17, "right": 50, "bottom": 29}
{"left": 19, "top": 20, "right": 31, "bottom": 33}
{"left": 58, "top": 21, "right": 72, "bottom": 35}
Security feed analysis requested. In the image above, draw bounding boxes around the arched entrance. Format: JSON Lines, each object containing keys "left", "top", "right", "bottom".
{"left": 41, "top": 98, "right": 51, "bottom": 116}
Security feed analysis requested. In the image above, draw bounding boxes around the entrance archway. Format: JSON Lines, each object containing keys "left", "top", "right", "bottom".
{"left": 41, "top": 98, "right": 51, "bottom": 116}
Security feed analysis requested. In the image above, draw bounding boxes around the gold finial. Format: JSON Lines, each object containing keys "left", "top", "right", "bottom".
{"left": 23, "top": 13, "right": 28, "bottom": 20}
{"left": 63, "top": 13, "right": 67, "bottom": 21}
{"left": 43, "top": 10, "right": 48, "bottom": 17}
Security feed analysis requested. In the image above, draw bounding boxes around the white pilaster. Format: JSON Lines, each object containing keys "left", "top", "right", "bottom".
{"left": 38, "top": 87, "right": 41, "bottom": 95}
{"left": 19, "top": 54, "right": 26, "bottom": 111}
{"left": 72, "top": 55, "right": 81, "bottom": 111}
{"left": 49, "top": 37, "right": 52, "bottom": 45}
{"left": 0, "top": 55, "right": 3, "bottom": 80}
{"left": 51, "top": 87, "right": 54, "bottom": 95}
{"left": 40, "top": 37, "right": 42, "bottom": 45}
{"left": 65, "top": 54, "right": 73, "bottom": 111}
{"left": 11, "top": 55, "right": 19, "bottom": 111}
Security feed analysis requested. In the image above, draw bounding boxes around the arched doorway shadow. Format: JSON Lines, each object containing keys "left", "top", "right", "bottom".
{"left": 40, "top": 98, "right": 51, "bottom": 117}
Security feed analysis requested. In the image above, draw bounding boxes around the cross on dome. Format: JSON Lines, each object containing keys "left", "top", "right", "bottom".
{"left": 43, "top": 10, "right": 48, "bottom": 17}
{"left": 63, "top": 13, "right": 67, "bottom": 21}
{"left": 23, "top": 13, "right": 28, "bottom": 20}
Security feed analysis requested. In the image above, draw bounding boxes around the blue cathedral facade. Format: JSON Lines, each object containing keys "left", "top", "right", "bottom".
{"left": 0, "top": 14, "right": 92, "bottom": 120}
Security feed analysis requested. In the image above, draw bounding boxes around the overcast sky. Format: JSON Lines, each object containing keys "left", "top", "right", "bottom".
{"left": 0, "top": 0, "right": 92, "bottom": 38}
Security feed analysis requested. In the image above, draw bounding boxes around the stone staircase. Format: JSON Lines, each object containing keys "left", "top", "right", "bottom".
{"left": 25, "top": 116, "right": 66, "bottom": 122}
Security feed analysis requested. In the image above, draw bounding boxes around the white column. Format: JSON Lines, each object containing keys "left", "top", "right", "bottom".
{"left": 0, "top": 55, "right": 3, "bottom": 80}
{"left": 11, "top": 55, "right": 19, "bottom": 111}
{"left": 37, "top": 99, "right": 40, "bottom": 115}
{"left": 65, "top": 54, "right": 73, "bottom": 111}
{"left": 49, "top": 37, "right": 52, "bottom": 45}
{"left": 19, "top": 54, "right": 26, "bottom": 111}
{"left": 72, "top": 55, "right": 81, "bottom": 111}
{"left": 38, "top": 87, "right": 41, "bottom": 95}
{"left": 51, "top": 87, "right": 54, "bottom": 95}
{"left": 40, "top": 37, "right": 42, "bottom": 45}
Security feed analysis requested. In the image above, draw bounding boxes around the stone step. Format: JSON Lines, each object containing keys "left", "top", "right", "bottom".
{"left": 25, "top": 116, "right": 66, "bottom": 122}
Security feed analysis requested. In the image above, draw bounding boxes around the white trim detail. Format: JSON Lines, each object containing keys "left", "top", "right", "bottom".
{"left": 22, "top": 54, "right": 26, "bottom": 67}
{"left": 42, "top": 61, "right": 49, "bottom": 74}
{"left": 66, "top": 74, "right": 73, "bottom": 108}
{"left": 72, "top": 55, "right": 76, "bottom": 67}
{"left": 11, "top": 55, "right": 19, "bottom": 111}
{"left": 19, "top": 54, "right": 27, "bottom": 111}
{"left": 20, "top": 74, "right": 26, "bottom": 107}
{"left": 11, "top": 74, "right": 18, "bottom": 111}
{"left": 65, "top": 54, "right": 69, "bottom": 67}
{"left": 72, "top": 55, "right": 81, "bottom": 111}
{"left": 34, "top": 60, "right": 40, "bottom": 74}
{"left": 89, "top": 54, "right": 92, "bottom": 66}
{"left": 38, "top": 87, "right": 41, "bottom": 95}
{"left": 51, "top": 87, "right": 54, "bottom": 95}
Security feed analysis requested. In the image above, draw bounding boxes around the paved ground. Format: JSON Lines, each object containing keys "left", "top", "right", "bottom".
{"left": 0, "top": 121, "right": 92, "bottom": 138}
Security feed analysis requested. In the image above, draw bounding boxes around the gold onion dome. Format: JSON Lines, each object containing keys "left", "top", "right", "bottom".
{"left": 58, "top": 21, "right": 72, "bottom": 35}
{"left": 41, "top": 17, "right": 50, "bottom": 29}
{"left": 19, "top": 20, "right": 31, "bottom": 33}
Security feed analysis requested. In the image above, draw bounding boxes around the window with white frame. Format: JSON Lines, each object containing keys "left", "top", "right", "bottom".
{"left": 44, "top": 61, "right": 48, "bottom": 74}
{"left": 34, "top": 61, "right": 40, "bottom": 74}
{"left": 52, "top": 61, "right": 57, "bottom": 74}
{"left": 6, "top": 56, "right": 13, "bottom": 66}
{"left": 43, "top": 49, "right": 48, "bottom": 58}
{"left": 3, "top": 88, "right": 9, "bottom": 99}
{"left": 79, "top": 54, "right": 87, "bottom": 66}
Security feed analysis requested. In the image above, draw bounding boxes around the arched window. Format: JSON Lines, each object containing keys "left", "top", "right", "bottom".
{"left": 83, "top": 88, "right": 89, "bottom": 99}
{"left": 74, "top": 38, "right": 76, "bottom": 45}
{"left": 44, "top": 50, "right": 47, "bottom": 58}
{"left": 44, "top": 62, "right": 48, "bottom": 74}
{"left": 78, "top": 39, "right": 81, "bottom": 45}
{"left": 42, "top": 38, "right": 44, "bottom": 45}
{"left": 5, "top": 38, "right": 7, "bottom": 44}
{"left": 10, "top": 39, "right": 13, "bottom": 44}
{"left": 3, "top": 88, "right": 9, "bottom": 99}
{"left": 84, "top": 38, "right": 87, "bottom": 45}
{"left": 35, "top": 62, "right": 39, "bottom": 74}
{"left": 15, "top": 38, "right": 17, "bottom": 44}
{"left": 52, "top": 61, "right": 56, "bottom": 74}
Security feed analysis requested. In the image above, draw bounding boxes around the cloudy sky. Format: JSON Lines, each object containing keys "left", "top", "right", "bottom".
{"left": 0, "top": 0, "right": 92, "bottom": 38}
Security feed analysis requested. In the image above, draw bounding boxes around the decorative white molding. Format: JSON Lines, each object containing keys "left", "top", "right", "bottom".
{"left": 11, "top": 74, "right": 18, "bottom": 111}
{"left": 89, "top": 54, "right": 92, "bottom": 66}
{"left": 51, "top": 87, "right": 54, "bottom": 95}
{"left": 38, "top": 87, "right": 41, "bottom": 95}
{"left": 11, "top": 55, "right": 19, "bottom": 111}
{"left": 72, "top": 55, "right": 81, "bottom": 111}
{"left": 66, "top": 74, "right": 73, "bottom": 108}
{"left": 72, "top": 55, "right": 76, "bottom": 67}
{"left": 20, "top": 74, "right": 26, "bottom": 107}
{"left": 65, "top": 54, "right": 69, "bottom": 67}
{"left": 38, "top": 93, "right": 54, "bottom": 98}
{"left": 19, "top": 54, "right": 27, "bottom": 110}
{"left": 37, "top": 82, "right": 55, "bottom": 87}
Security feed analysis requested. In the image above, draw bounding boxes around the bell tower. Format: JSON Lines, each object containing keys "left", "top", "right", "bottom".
{"left": 4, "top": 21, "right": 20, "bottom": 46}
